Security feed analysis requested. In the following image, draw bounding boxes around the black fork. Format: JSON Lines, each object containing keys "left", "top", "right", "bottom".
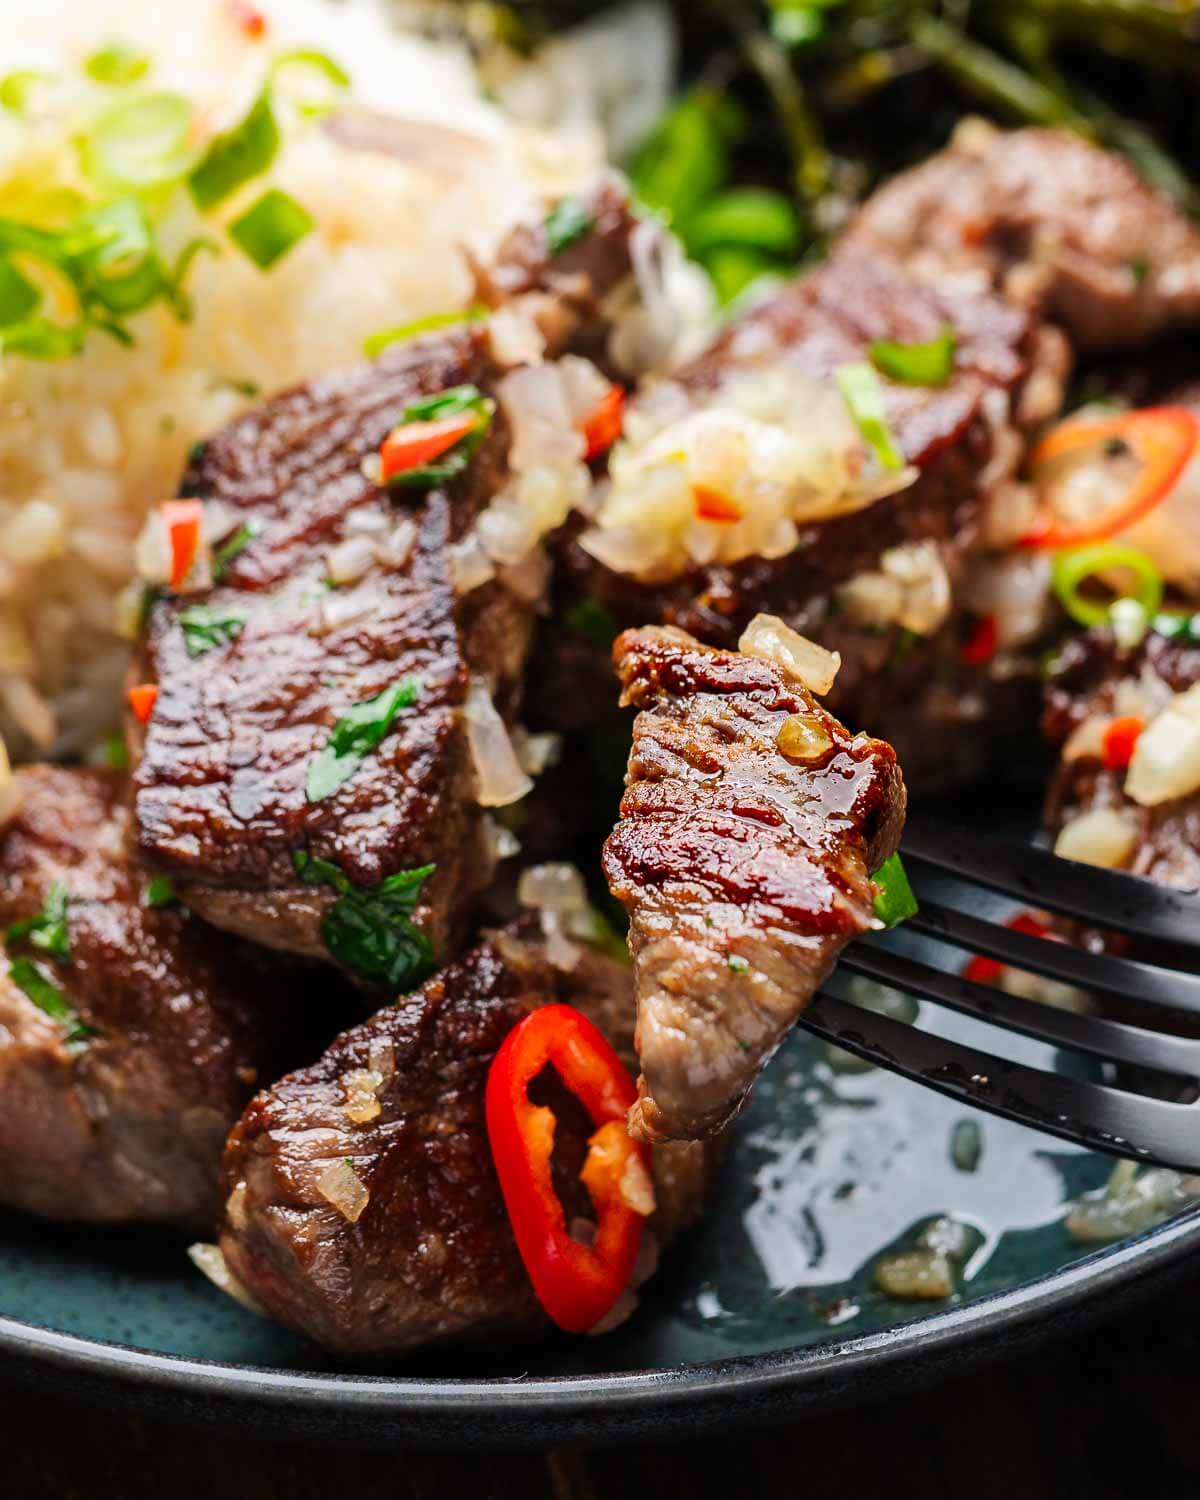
{"left": 794, "top": 815, "right": 1200, "bottom": 1171}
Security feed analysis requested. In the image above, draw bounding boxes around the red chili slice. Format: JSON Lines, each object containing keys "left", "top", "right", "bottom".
{"left": 1102, "top": 715, "right": 1144, "bottom": 772}
{"left": 693, "top": 485, "right": 744, "bottom": 523}
{"left": 1022, "top": 406, "right": 1199, "bottom": 549}
{"left": 162, "top": 499, "right": 203, "bottom": 592}
{"left": 961, "top": 613, "right": 998, "bottom": 666}
{"left": 229, "top": 0, "right": 266, "bottom": 38}
{"left": 128, "top": 683, "right": 158, "bottom": 725}
{"left": 378, "top": 412, "right": 480, "bottom": 484}
{"left": 485, "top": 1003, "right": 651, "bottom": 1334}
{"left": 582, "top": 385, "right": 625, "bottom": 461}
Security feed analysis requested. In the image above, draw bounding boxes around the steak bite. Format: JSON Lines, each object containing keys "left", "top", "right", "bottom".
{"left": 848, "top": 122, "right": 1200, "bottom": 352}
{"left": 130, "top": 188, "right": 641, "bottom": 987}
{"left": 0, "top": 767, "right": 291, "bottom": 1231}
{"left": 601, "top": 623, "right": 906, "bottom": 1144}
{"left": 213, "top": 922, "right": 716, "bottom": 1358}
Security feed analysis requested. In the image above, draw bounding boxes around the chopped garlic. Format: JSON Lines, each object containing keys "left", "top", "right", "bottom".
{"left": 739, "top": 614, "right": 841, "bottom": 696}
{"left": 316, "top": 1159, "right": 370, "bottom": 1222}
{"left": 326, "top": 535, "right": 377, "bottom": 586}
{"left": 1054, "top": 807, "right": 1139, "bottom": 869}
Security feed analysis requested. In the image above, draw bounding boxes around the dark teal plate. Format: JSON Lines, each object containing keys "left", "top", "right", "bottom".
{"left": 3, "top": 918, "right": 1199, "bottom": 1447}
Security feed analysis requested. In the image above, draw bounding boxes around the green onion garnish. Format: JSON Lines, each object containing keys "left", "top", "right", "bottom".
{"left": 85, "top": 47, "right": 150, "bottom": 86}
{"left": 102, "top": 734, "right": 130, "bottom": 771}
{"left": 6, "top": 881, "right": 71, "bottom": 959}
{"left": 188, "top": 89, "right": 279, "bottom": 212}
{"left": 142, "top": 875, "right": 177, "bottom": 908}
{"left": 871, "top": 854, "right": 918, "bottom": 928}
{"left": 212, "top": 519, "right": 262, "bottom": 580}
{"left": 229, "top": 187, "right": 313, "bottom": 270}
{"left": 269, "top": 49, "right": 350, "bottom": 116}
{"left": 291, "top": 851, "right": 435, "bottom": 991}
{"left": 0, "top": 70, "right": 52, "bottom": 116}
{"left": 178, "top": 603, "right": 246, "bottom": 658}
{"left": 685, "top": 187, "right": 799, "bottom": 258}
{"left": 306, "top": 678, "right": 421, "bottom": 803}
{"left": 1051, "top": 543, "right": 1164, "bottom": 630}
{"left": 835, "top": 361, "right": 904, "bottom": 472}
{"left": 8, "top": 958, "right": 91, "bottom": 1043}
{"left": 363, "top": 304, "right": 487, "bottom": 359}
{"left": 869, "top": 326, "right": 957, "bottom": 388}
{"left": 544, "top": 196, "right": 594, "bottom": 256}
{"left": 80, "top": 91, "right": 194, "bottom": 192}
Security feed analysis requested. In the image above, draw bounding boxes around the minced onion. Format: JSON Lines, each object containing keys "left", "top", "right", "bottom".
{"left": 1126, "top": 684, "right": 1200, "bottom": 807}
{"left": 1053, "top": 807, "right": 1139, "bottom": 869}
{"left": 316, "top": 1158, "right": 370, "bottom": 1222}
{"left": 463, "top": 676, "right": 532, "bottom": 808}
{"left": 739, "top": 614, "right": 841, "bottom": 696}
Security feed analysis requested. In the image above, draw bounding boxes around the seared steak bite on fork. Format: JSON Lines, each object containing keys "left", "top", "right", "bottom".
{"left": 213, "top": 922, "right": 716, "bottom": 1357}
{"left": 129, "top": 187, "right": 643, "bottom": 989}
{"left": 602, "top": 623, "right": 905, "bottom": 1144}
{"left": 0, "top": 767, "right": 295, "bottom": 1231}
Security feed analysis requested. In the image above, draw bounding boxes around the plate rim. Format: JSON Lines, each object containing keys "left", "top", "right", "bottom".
{"left": 3, "top": 1202, "right": 1199, "bottom": 1448}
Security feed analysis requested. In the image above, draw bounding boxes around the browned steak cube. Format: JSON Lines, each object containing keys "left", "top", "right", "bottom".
{"left": 130, "top": 188, "right": 640, "bottom": 990}
{"left": 847, "top": 124, "right": 1200, "bottom": 352}
{"left": 0, "top": 767, "right": 296, "bottom": 1231}
{"left": 602, "top": 625, "right": 906, "bottom": 1143}
{"left": 213, "top": 925, "right": 717, "bottom": 1358}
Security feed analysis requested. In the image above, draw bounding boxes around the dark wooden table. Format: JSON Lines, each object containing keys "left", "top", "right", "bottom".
{"left": 6, "top": 1276, "right": 1199, "bottom": 1500}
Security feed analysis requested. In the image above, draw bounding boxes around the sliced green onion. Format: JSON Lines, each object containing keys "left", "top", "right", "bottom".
{"left": 85, "top": 46, "right": 150, "bottom": 86}
{"left": 835, "top": 361, "right": 904, "bottom": 472}
{"left": 142, "top": 875, "right": 177, "bottom": 908}
{"left": 80, "top": 91, "right": 194, "bottom": 192}
{"left": 1051, "top": 543, "right": 1164, "bottom": 630}
{"left": 0, "top": 71, "right": 52, "bottom": 116}
{"left": 870, "top": 326, "right": 957, "bottom": 387}
{"left": 363, "top": 304, "right": 487, "bottom": 359}
{"left": 178, "top": 603, "right": 246, "bottom": 658}
{"left": 229, "top": 187, "right": 313, "bottom": 270}
{"left": 66, "top": 198, "right": 164, "bottom": 315}
{"left": 212, "top": 519, "right": 263, "bottom": 580}
{"left": 0, "top": 256, "right": 40, "bottom": 326}
{"left": 188, "top": 89, "right": 279, "bottom": 212}
{"left": 686, "top": 187, "right": 799, "bottom": 258}
{"left": 1152, "top": 611, "right": 1200, "bottom": 644}
{"left": 706, "top": 246, "right": 777, "bottom": 306}
{"left": 167, "top": 236, "right": 219, "bottom": 321}
{"left": 7, "top": 881, "right": 71, "bottom": 959}
{"left": 871, "top": 853, "right": 918, "bottom": 928}
{"left": 544, "top": 196, "right": 593, "bottom": 256}
{"left": 8, "top": 957, "right": 91, "bottom": 1043}
{"left": 269, "top": 49, "right": 350, "bottom": 116}
{"left": 306, "top": 677, "right": 421, "bottom": 802}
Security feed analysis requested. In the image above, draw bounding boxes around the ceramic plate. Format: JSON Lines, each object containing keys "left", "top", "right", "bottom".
{"left": 3, "top": 900, "right": 1199, "bottom": 1447}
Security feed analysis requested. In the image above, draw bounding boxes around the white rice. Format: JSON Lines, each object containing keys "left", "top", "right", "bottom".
{"left": 0, "top": 0, "right": 604, "bottom": 758}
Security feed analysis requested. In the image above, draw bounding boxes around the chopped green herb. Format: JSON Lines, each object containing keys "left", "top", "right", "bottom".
{"left": 165, "top": 235, "right": 219, "bottom": 321}
{"left": 563, "top": 597, "right": 618, "bottom": 650}
{"left": 686, "top": 188, "right": 799, "bottom": 258}
{"left": 544, "top": 196, "right": 593, "bottom": 256}
{"left": 1051, "top": 543, "right": 1163, "bottom": 630}
{"left": 85, "top": 46, "right": 150, "bottom": 86}
{"left": 835, "top": 362, "right": 904, "bottom": 472}
{"left": 269, "top": 49, "right": 351, "bottom": 116}
{"left": 0, "top": 256, "right": 40, "bottom": 327}
{"left": 188, "top": 89, "right": 279, "bottom": 212}
{"left": 0, "top": 70, "right": 52, "bottom": 116}
{"left": 102, "top": 734, "right": 130, "bottom": 771}
{"left": 80, "top": 91, "right": 194, "bottom": 193}
{"left": 728, "top": 954, "right": 750, "bottom": 973}
{"left": 229, "top": 187, "right": 313, "bottom": 270}
{"left": 178, "top": 603, "right": 246, "bottom": 658}
{"left": 386, "top": 384, "right": 493, "bottom": 491}
{"left": 306, "top": 678, "right": 421, "bottom": 803}
{"left": 142, "top": 875, "right": 177, "bottom": 909}
{"left": 212, "top": 519, "right": 262, "bottom": 580}
{"left": 871, "top": 854, "right": 918, "bottom": 929}
{"left": 363, "top": 305, "right": 487, "bottom": 359}
{"left": 292, "top": 851, "right": 436, "bottom": 991}
{"left": 869, "top": 327, "right": 957, "bottom": 388}
{"left": 1152, "top": 611, "right": 1200, "bottom": 643}
{"left": 629, "top": 88, "right": 742, "bottom": 231}
{"left": 8, "top": 958, "right": 91, "bottom": 1044}
{"left": 1128, "top": 256, "right": 1150, "bottom": 284}
{"left": 65, "top": 197, "right": 165, "bottom": 316}
{"left": 7, "top": 881, "right": 71, "bottom": 959}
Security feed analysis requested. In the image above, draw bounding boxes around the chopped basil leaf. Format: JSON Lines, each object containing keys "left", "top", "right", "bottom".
{"left": 386, "top": 384, "right": 493, "bottom": 492}
{"left": 835, "top": 361, "right": 904, "bottom": 472}
{"left": 85, "top": 46, "right": 151, "bottom": 86}
{"left": 563, "top": 597, "right": 618, "bottom": 649}
{"left": 0, "top": 256, "right": 40, "bottom": 327}
{"left": 363, "top": 305, "right": 487, "bottom": 359}
{"left": 544, "top": 196, "right": 593, "bottom": 256}
{"left": 8, "top": 958, "right": 91, "bottom": 1043}
{"left": 871, "top": 854, "right": 918, "bottom": 929}
{"left": 306, "top": 678, "right": 421, "bottom": 802}
{"left": 292, "top": 852, "right": 436, "bottom": 991}
{"left": 212, "top": 519, "right": 262, "bottom": 580}
{"left": 229, "top": 187, "right": 313, "bottom": 270}
{"left": 869, "top": 327, "right": 957, "bottom": 388}
{"left": 178, "top": 603, "right": 246, "bottom": 658}
{"left": 6, "top": 881, "right": 71, "bottom": 959}
{"left": 189, "top": 89, "right": 280, "bottom": 212}
{"left": 80, "top": 91, "right": 194, "bottom": 193}
{"left": 143, "top": 875, "right": 177, "bottom": 908}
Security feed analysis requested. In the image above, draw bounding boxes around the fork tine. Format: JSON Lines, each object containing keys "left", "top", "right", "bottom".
{"left": 902, "top": 814, "right": 1200, "bottom": 949}
{"left": 798, "top": 993, "right": 1200, "bottom": 1170}
{"left": 906, "top": 896, "right": 1200, "bottom": 1015}
{"left": 844, "top": 943, "right": 1200, "bottom": 1077}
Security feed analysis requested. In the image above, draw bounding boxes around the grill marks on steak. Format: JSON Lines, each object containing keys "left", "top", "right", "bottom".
{"left": 848, "top": 124, "right": 1200, "bottom": 352}
{"left": 217, "top": 925, "right": 716, "bottom": 1357}
{"left": 601, "top": 627, "right": 905, "bottom": 1143}
{"left": 0, "top": 768, "right": 293, "bottom": 1230}
{"left": 132, "top": 188, "right": 638, "bottom": 978}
